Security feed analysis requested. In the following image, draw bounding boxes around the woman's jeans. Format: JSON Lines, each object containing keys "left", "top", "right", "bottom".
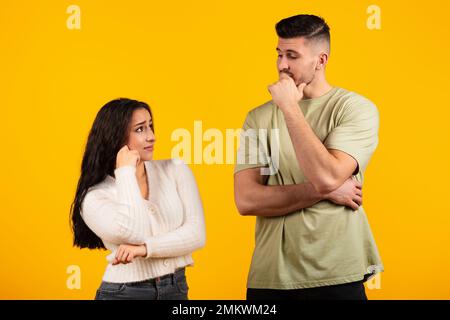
{"left": 95, "top": 268, "right": 188, "bottom": 300}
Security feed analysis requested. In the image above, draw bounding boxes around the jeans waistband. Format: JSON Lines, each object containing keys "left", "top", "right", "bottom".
{"left": 126, "top": 267, "right": 185, "bottom": 286}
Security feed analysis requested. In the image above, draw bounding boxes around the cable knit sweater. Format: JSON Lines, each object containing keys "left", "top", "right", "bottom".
{"left": 81, "top": 159, "right": 206, "bottom": 283}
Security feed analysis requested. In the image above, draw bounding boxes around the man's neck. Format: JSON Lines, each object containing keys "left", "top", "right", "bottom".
{"left": 302, "top": 79, "right": 333, "bottom": 100}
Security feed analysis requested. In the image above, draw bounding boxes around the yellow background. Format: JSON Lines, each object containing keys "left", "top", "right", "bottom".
{"left": 1, "top": 0, "right": 449, "bottom": 299}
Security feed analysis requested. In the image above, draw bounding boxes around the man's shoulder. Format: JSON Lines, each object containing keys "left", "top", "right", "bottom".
{"left": 246, "top": 100, "right": 277, "bottom": 122}
{"left": 336, "top": 87, "right": 377, "bottom": 108}
{"left": 332, "top": 87, "right": 378, "bottom": 117}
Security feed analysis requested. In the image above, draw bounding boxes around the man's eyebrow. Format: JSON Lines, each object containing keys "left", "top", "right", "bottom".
{"left": 276, "top": 48, "right": 301, "bottom": 55}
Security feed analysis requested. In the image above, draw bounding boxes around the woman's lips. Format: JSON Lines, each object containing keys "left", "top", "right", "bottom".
{"left": 144, "top": 146, "right": 154, "bottom": 151}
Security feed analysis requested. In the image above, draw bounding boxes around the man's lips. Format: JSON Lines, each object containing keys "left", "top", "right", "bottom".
{"left": 280, "top": 71, "right": 294, "bottom": 78}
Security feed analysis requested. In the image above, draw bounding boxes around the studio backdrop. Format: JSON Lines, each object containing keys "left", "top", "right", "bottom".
{"left": 1, "top": 0, "right": 449, "bottom": 299}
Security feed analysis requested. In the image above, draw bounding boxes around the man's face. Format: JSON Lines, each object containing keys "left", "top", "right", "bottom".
{"left": 276, "top": 37, "right": 319, "bottom": 86}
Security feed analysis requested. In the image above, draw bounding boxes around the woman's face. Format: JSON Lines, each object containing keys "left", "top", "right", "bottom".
{"left": 127, "top": 108, "right": 156, "bottom": 161}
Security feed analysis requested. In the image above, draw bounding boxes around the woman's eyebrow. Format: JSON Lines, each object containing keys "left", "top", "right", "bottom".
{"left": 133, "top": 121, "right": 146, "bottom": 127}
{"left": 133, "top": 120, "right": 153, "bottom": 127}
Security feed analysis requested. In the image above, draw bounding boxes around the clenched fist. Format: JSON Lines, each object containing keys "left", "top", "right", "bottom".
{"left": 268, "top": 73, "right": 307, "bottom": 113}
{"left": 116, "top": 145, "right": 140, "bottom": 168}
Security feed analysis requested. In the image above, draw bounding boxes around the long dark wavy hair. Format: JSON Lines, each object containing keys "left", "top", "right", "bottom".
{"left": 70, "top": 98, "right": 154, "bottom": 249}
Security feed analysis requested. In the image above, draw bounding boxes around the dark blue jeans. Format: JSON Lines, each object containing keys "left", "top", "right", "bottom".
{"left": 247, "top": 279, "right": 368, "bottom": 300}
{"left": 94, "top": 268, "right": 188, "bottom": 300}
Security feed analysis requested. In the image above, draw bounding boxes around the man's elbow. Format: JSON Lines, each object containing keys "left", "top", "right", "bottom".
{"left": 235, "top": 203, "right": 252, "bottom": 216}
{"left": 234, "top": 195, "right": 254, "bottom": 216}
{"left": 312, "top": 177, "right": 340, "bottom": 195}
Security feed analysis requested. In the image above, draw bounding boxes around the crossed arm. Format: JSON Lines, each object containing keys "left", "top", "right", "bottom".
{"left": 234, "top": 166, "right": 362, "bottom": 217}
{"left": 234, "top": 106, "right": 361, "bottom": 217}
{"left": 234, "top": 168, "right": 323, "bottom": 217}
{"left": 282, "top": 107, "right": 359, "bottom": 194}
{"left": 82, "top": 162, "right": 205, "bottom": 265}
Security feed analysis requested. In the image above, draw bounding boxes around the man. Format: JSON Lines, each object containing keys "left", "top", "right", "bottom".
{"left": 234, "top": 14, "right": 383, "bottom": 300}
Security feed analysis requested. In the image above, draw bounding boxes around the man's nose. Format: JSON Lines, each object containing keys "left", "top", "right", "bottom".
{"left": 278, "top": 56, "right": 289, "bottom": 71}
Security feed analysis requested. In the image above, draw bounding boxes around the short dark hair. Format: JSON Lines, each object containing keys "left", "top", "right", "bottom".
{"left": 276, "top": 14, "right": 330, "bottom": 45}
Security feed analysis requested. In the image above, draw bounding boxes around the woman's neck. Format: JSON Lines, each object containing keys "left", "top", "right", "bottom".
{"left": 135, "top": 161, "right": 147, "bottom": 181}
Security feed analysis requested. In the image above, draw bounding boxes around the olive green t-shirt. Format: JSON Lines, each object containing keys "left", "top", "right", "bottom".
{"left": 234, "top": 87, "right": 384, "bottom": 289}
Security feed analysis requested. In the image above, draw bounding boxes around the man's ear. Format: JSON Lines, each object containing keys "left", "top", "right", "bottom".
{"left": 316, "top": 52, "right": 329, "bottom": 70}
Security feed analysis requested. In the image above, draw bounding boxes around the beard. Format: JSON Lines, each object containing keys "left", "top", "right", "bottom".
{"left": 295, "top": 69, "right": 316, "bottom": 86}
{"left": 280, "top": 69, "right": 295, "bottom": 79}
{"left": 280, "top": 69, "right": 315, "bottom": 86}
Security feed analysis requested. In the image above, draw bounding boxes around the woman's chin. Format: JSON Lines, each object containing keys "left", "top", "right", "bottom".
{"left": 140, "top": 153, "right": 153, "bottom": 161}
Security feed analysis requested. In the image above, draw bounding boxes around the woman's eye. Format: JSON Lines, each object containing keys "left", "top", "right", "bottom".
{"left": 136, "top": 127, "right": 143, "bottom": 132}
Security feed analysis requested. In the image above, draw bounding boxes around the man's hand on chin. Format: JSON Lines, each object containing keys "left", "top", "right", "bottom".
{"left": 268, "top": 73, "right": 307, "bottom": 115}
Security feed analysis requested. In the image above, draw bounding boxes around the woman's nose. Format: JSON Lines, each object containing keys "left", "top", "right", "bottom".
{"left": 146, "top": 129, "right": 155, "bottom": 142}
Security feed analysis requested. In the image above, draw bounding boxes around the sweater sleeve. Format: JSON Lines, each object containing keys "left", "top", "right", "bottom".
{"left": 144, "top": 160, "right": 206, "bottom": 258}
{"left": 81, "top": 166, "right": 150, "bottom": 245}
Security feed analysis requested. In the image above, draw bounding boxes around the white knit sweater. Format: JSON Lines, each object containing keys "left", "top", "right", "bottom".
{"left": 81, "top": 159, "right": 206, "bottom": 283}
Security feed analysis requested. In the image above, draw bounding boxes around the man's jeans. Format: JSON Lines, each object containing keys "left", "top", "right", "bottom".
{"left": 247, "top": 279, "right": 368, "bottom": 300}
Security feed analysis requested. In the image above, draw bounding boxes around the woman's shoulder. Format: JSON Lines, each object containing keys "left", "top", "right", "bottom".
{"left": 84, "top": 176, "right": 116, "bottom": 201}
{"left": 147, "top": 158, "right": 188, "bottom": 171}
{"left": 146, "top": 159, "right": 193, "bottom": 182}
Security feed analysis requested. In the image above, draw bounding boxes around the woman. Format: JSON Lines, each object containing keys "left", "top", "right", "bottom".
{"left": 70, "top": 98, "right": 206, "bottom": 300}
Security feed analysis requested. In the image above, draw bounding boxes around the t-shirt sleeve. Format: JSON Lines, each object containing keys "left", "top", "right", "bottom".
{"left": 234, "top": 111, "right": 270, "bottom": 174}
{"left": 323, "top": 98, "right": 379, "bottom": 174}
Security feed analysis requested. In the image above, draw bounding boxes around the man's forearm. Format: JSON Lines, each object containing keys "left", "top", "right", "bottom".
{"left": 283, "top": 107, "right": 342, "bottom": 193}
{"left": 239, "top": 181, "right": 324, "bottom": 217}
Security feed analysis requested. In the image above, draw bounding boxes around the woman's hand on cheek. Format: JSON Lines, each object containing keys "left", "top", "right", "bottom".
{"left": 116, "top": 145, "right": 140, "bottom": 169}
